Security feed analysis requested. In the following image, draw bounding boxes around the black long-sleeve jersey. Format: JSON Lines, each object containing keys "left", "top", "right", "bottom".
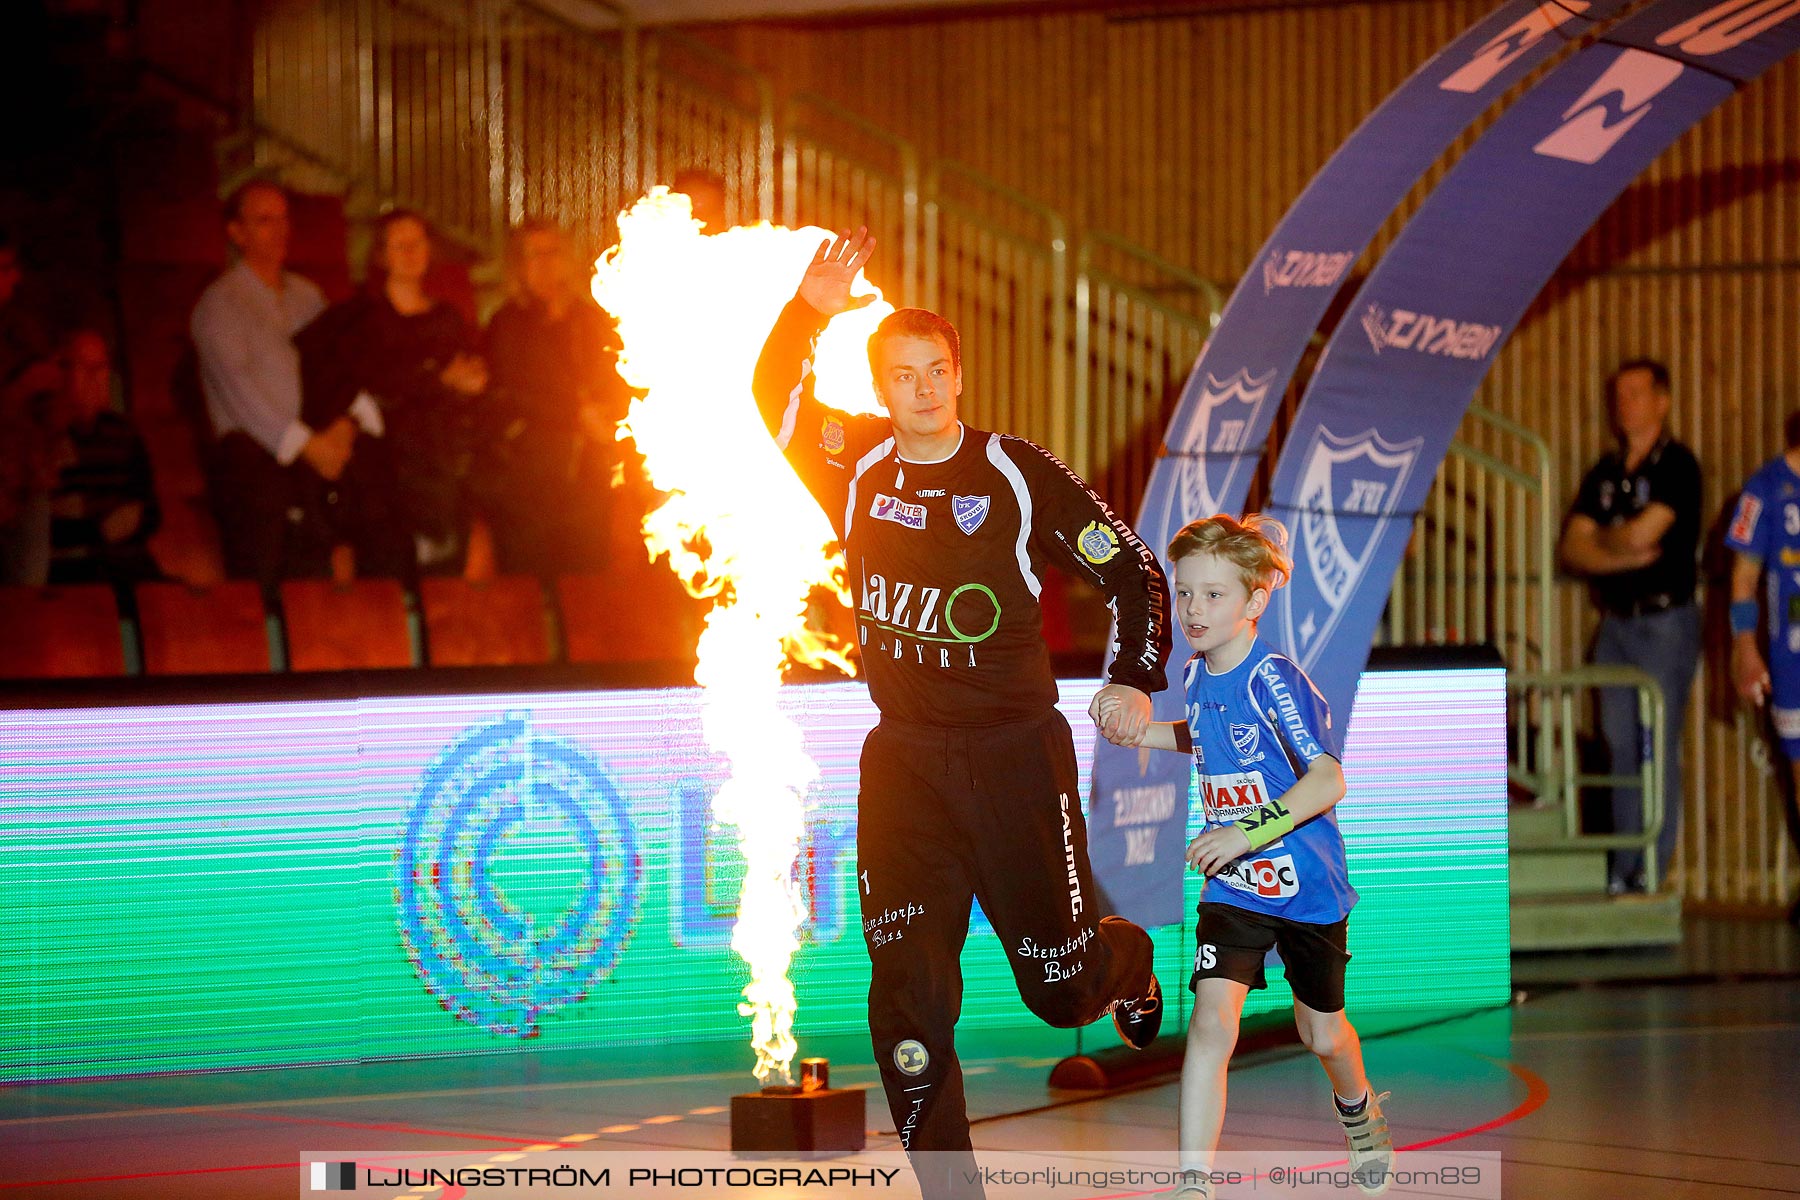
{"left": 754, "top": 296, "right": 1172, "bottom": 728}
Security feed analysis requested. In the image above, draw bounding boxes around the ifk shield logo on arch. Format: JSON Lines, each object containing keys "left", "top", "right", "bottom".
{"left": 1281, "top": 426, "right": 1425, "bottom": 670}
{"left": 1162, "top": 367, "right": 1279, "bottom": 529}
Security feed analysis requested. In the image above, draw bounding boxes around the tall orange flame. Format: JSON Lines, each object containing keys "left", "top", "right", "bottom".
{"left": 593, "top": 189, "right": 890, "bottom": 1083}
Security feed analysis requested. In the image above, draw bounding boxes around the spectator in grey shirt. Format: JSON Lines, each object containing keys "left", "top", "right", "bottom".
{"left": 191, "top": 180, "right": 352, "bottom": 591}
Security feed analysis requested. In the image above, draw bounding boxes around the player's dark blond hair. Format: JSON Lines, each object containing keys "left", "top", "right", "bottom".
{"left": 1167, "top": 513, "right": 1293, "bottom": 598}
{"left": 868, "top": 308, "right": 961, "bottom": 375}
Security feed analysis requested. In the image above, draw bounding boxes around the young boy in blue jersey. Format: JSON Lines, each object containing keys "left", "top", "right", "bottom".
{"left": 1094, "top": 513, "right": 1394, "bottom": 1198}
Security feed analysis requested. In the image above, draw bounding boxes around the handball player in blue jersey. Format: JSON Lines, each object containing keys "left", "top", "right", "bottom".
{"left": 1096, "top": 513, "right": 1394, "bottom": 1198}
{"left": 1723, "top": 411, "right": 1800, "bottom": 927}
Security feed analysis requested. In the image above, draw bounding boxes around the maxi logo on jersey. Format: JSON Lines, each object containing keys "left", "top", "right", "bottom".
{"left": 1283, "top": 426, "right": 1424, "bottom": 669}
{"left": 1200, "top": 770, "right": 1269, "bottom": 824}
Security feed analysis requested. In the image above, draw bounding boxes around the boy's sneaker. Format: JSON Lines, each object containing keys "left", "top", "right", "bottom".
{"left": 1334, "top": 1089, "right": 1394, "bottom": 1196}
{"left": 1111, "top": 974, "right": 1163, "bottom": 1049}
{"left": 1170, "top": 1172, "right": 1213, "bottom": 1199}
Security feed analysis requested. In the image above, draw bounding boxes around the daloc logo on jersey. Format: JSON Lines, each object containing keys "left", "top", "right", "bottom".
{"left": 953, "top": 494, "right": 991, "bottom": 535}
{"left": 1229, "top": 722, "right": 1262, "bottom": 761}
{"left": 1217, "top": 853, "right": 1300, "bottom": 899}
{"left": 1282, "top": 425, "right": 1424, "bottom": 671}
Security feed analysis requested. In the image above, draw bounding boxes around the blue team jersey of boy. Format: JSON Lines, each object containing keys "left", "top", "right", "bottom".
{"left": 1183, "top": 637, "right": 1359, "bottom": 924}
{"left": 1725, "top": 455, "right": 1800, "bottom": 651}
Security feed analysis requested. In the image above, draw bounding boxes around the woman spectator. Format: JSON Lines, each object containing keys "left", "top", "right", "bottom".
{"left": 481, "top": 218, "right": 632, "bottom": 577}
{"left": 296, "top": 209, "right": 487, "bottom": 580}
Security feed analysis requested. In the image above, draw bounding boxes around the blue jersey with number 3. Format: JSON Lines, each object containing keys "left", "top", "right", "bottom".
{"left": 1183, "top": 638, "right": 1358, "bottom": 924}
{"left": 1724, "top": 456, "right": 1800, "bottom": 752}
{"left": 1725, "top": 456, "right": 1800, "bottom": 652}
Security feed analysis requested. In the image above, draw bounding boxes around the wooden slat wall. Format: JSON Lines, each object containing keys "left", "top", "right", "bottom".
{"left": 714, "top": 2, "right": 1800, "bottom": 908}
{"left": 715, "top": 2, "right": 1511, "bottom": 281}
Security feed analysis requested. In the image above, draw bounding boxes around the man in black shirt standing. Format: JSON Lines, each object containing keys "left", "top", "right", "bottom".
{"left": 1559, "top": 359, "right": 1703, "bottom": 894}
{"left": 754, "top": 229, "right": 1168, "bottom": 1196}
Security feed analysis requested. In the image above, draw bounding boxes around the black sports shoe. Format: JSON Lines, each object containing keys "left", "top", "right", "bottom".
{"left": 1111, "top": 974, "right": 1163, "bottom": 1049}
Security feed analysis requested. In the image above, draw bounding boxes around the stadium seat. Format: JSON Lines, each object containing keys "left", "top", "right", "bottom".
{"left": 556, "top": 563, "right": 701, "bottom": 667}
{"left": 135, "top": 581, "right": 270, "bottom": 675}
{"left": 419, "top": 576, "right": 550, "bottom": 667}
{"left": 279, "top": 579, "right": 414, "bottom": 671}
{"left": 0, "top": 585, "right": 127, "bottom": 678}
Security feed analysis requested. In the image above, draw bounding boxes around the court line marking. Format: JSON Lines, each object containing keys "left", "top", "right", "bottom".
{"left": 0, "top": 1067, "right": 763, "bottom": 1128}
{"left": 1505, "top": 1019, "right": 1800, "bottom": 1042}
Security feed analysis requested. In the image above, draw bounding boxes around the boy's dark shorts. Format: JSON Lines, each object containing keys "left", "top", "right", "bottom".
{"left": 1189, "top": 900, "right": 1350, "bottom": 1013}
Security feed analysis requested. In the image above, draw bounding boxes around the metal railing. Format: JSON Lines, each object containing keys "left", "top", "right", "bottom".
{"left": 780, "top": 92, "right": 921, "bottom": 305}
{"left": 1380, "top": 402, "right": 1558, "bottom": 802}
{"left": 1506, "top": 666, "right": 1667, "bottom": 894}
{"left": 641, "top": 26, "right": 773, "bottom": 226}
{"left": 241, "top": 0, "right": 1230, "bottom": 503}
{"left": 1075, "top": 234, "right": 1219, "bottom": 499}
{"left": 1380, "top": 406, "right": 1682, "bottom": 900}
{"left": 921, "top": 159, "right": 1071, "bottom": 463}
{"left": 496, "top": 1, "right": 640, "bottom": 257}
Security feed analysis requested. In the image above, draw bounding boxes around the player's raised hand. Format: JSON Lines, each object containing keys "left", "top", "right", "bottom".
{"left": 799, "top": 227, "right": 877, "bottom": 317}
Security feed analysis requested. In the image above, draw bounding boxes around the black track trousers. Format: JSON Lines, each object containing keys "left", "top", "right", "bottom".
{"left": 857, "top": 708, "right": 1155, "bottom": 1193}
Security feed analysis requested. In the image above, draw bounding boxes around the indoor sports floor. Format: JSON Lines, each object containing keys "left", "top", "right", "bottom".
{"left": 3, "top": 917, "right": 1797, "bottom": 1200}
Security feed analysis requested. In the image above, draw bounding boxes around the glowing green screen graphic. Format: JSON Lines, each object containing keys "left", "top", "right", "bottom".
{"left": 0, "top": 668, "right": 1507, "bottom": 1082}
